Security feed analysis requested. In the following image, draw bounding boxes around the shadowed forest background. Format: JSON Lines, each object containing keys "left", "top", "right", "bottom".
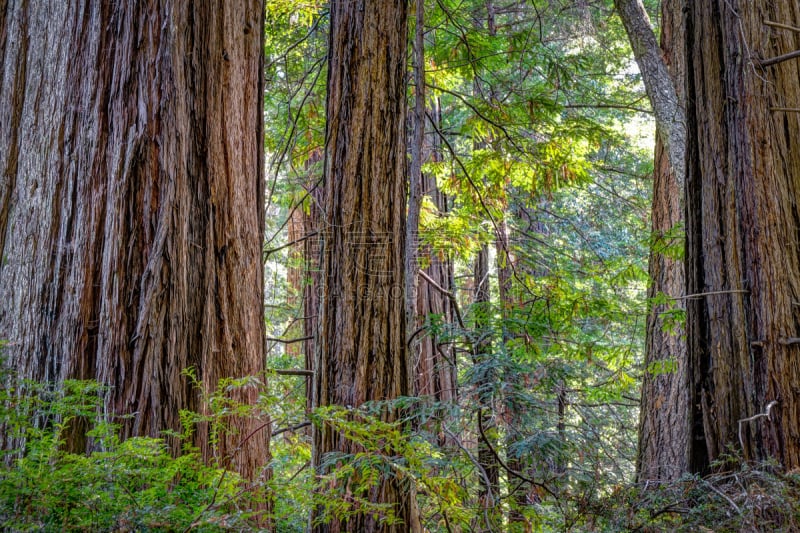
{"left": 3, "top": 0, "right": 800, "bottom": 531}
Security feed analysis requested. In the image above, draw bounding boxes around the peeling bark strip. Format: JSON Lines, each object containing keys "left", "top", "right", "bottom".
{"left": 0, "top": 1, "right": 268, "bottom": 479}
{"left": 312, "top": 1, "right": 418, "bottom": 532}
{"left": 614, "top": 0, "right": 686, "bottom": 190}
{"left": 686, "top": 0, "right": 800, "bottom": 471}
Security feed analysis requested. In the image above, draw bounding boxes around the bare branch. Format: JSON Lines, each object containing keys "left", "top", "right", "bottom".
{"left": 763, "top": 20, "right": 800, "bottom": 33}
{"left": 760, "top": 49, "right": 800, "bottom": 68}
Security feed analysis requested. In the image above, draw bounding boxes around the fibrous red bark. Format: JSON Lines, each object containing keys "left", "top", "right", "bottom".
{"left": 0, "top": 1, "right": 268, "bottom": 479}
{"left": 312, "top": 0, "right": 418, "bottom": 530}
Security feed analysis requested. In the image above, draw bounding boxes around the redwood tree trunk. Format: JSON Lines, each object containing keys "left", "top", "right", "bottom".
{"left": 473, "top": 243, "right": 501, "bottom": 529}
{"left": 415, "top": 99, "right": 458, "bottom": 407}
{"left": 303, "top": 152, "right": 324, "bottom": 415}
{"left": 0, "top": 1, "right": 268, "bottom": 479}
{"left": 686, "top": 0, "right": 800, "bottom": 471}
{"left": 312, "top": 0, "right": 417, "bottom": 531}
{"left": 635, "top": 0, "right": 690, "bottom": 482}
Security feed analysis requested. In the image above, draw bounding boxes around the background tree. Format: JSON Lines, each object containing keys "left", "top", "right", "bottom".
{"left": 311, "top": 1, "right": 419, "bottom": 531}
{"left": 615, "top": 0, "right": 690, "bottom": 481}
{"left": 0, "top": 1, "right": 268, "bottom": 479}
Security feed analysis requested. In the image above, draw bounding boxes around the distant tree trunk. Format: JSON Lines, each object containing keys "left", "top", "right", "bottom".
{"left": 625, "top": 0, "right": 690, "bottom": 482}
{"left": 406, "top": 0, "right": 425, "bottom": 345}
{"left": 495, "top": 218, "right": 528, "bottom": 528}
{"left": 286, "top": 208, "right": 305, "bottom": 358}
{"left": 685, "top": 0, "right": 800, "bottom": 471}
{"left": 415, "top": 99, "right": 458, "bottom": 408}
{"left": 0, "top": 1, "right": 268, "bottom": 479}
{"left": 311, "top": 0, "right": 419, "bottom": 531}
{"left": 470, "top": 4, "right": 500, "bottom": 525}
{"left": 473, "top": 243, "right": 501, "bottom": 528}
{"left": 303, "top": 152, "right": 324, "bottom": 415}
{"left": 408, "top": 14, "right": 457, "bottom": 410}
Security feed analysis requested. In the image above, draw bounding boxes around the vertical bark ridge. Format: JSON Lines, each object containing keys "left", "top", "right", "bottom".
{"left": 686, "top": 0, "right": 800, "bottom": 470}
{"left": 0, "top": 1, "right": 268, "bottom": 479}
{"left": 636, "top": 0, "right": 690, "bottom": 481}
{"left": 312, "top": 1, "right": 416, "bottom": 530}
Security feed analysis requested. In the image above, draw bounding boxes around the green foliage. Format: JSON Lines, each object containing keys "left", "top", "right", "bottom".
{"left": 0, "top": 362, "right": 254, "bottom": 531}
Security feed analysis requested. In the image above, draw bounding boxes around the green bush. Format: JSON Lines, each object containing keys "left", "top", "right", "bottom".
{"left": 0, "top": 359, "right": 256, "bottom": 531}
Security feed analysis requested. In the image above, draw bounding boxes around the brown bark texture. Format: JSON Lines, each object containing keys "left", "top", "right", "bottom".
{"left": 0, "top": 1, "right": 268, "bottom": 479}
{"left": 406, "top": 0, "right": 425, "bottom": 346}
{"left": 473, "top": 243, "right": 501, "bottom": 529}
{"left": 636, "top": 0, "right": 690, "bottom": 482}
{"left": 414, "top": 100, "right": 458, "bottom": 407}
{"left": 303, "top": 151, "right": 324, "bottom": 414}
{"left": 311, "top": 0, "right": 416, "bottom": 531}
{"left": 685, "top": 0, "right": 800, "bottom": 471}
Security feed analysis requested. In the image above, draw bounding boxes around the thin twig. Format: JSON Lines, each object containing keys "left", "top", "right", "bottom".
{"left": 268, "top": 368, "right": 314, "bottom": 376}
{"left": 418, "top": 269, "right": 466, "bottom": 330}
{"left": 272, "top": 421, "right": 311, "bottom": 437}
{"left": 764, "top": 20, "right": 800, "bottom": 33}
{"left": 671, "top": 289, "right": 749, "bottom": 300}
{"left": 264, "top": 231, "right": 319, "bottom": 258}
{"left": 266, "top": 336, "right": 313, "bottom": 345}
{"left": 738, "top": 400, "right": 779, "bottom": 455}
{"left": 702, "top": 477, "right": 742, "bottom": 515}
{"left": 477, "top": 410, "right": 558, "bottom": 499}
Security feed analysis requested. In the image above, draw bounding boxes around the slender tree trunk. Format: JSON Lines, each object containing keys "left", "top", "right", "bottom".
{"left": 0, "top": 1, "right": 268, "bottom": 479}
{"left": 686, "top": 0, "right": 800, "bottom": 471}
{"left": 303, "top": 152, "right": 324, "bottom": 416}
{"left": 630, "top": 0, "right": 690, "bottom": 482}
{"left": 469, "top": 4, "right": 501, "bottom": 526}
{"left": 406, "top": 0, "right": 426, "bottom": 346}
{"left": 495, "top": 218, "right": 528, "bottom": 528}
{"left": 287, "top": 207, "right": 305, "bottom": 359}
{"left": 312, "top": 1, "right": 418, "bottom": 531}
{"left": 615, "top": 0, "right": 686, "bottom": 190}
{"left": 415, "top": 99, "right": 458, "bottom": 408}
{"left": 474, "top": 243, "right": 501, "bottom": 529}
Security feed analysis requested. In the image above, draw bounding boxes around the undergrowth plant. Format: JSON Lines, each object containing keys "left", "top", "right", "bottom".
{"left": 0, "top": 357, "right": 257, "bottom": 531}
{"left": 4, "top": 343, "right": 800, "bottom": 532}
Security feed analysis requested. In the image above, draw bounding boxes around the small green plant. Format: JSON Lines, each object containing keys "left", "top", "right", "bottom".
{"left": 0, "top": 356, "right": 259, "bottom": 531}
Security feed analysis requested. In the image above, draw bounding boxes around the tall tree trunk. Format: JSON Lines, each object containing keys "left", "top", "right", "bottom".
{"left": 686, "top": 0, "right": 800, "bottom": 471}
{"left": 415, "top": 99, "right": 458, "bottom": 408}
{"left": 312, "top": 1, "right": 418, "bottom": 531}
{"left": 406, "top": 0, "right": 425, "bottom": 346}
{"left": 0, "top": 1, "right": 268, "bottom": 479}
{"left": 469, "top": 4, "right": 500, "bottom": 526}
{"left": 495, "top": 218, "right": 528, "bottom": 528}
{"left": 474, "top": 243, "right": 501, "bottom": 529}
{"left": 629, "top": 0, "right": 690, "bottom": 482}
{"left": 615, "top": 0, "right": 686, "bottom": 189}
{"left": 303, "top": 152, "right": 324, "bottom": 415}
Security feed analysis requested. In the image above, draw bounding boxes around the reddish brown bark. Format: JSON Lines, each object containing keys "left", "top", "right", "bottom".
{"left": 311, "top": 0, "right": 418, "bottom": 531}
{"left": 635, "top": 0, "right": 690, "bottom": 482}
{"left": 414, "top": 100, "right": 458, "bottom": 407}
{"left": 685, "top": 0, "right": 800, "bottom": 471}
{"left": 0, "top": 1, "right": 268, "bottom": 479}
